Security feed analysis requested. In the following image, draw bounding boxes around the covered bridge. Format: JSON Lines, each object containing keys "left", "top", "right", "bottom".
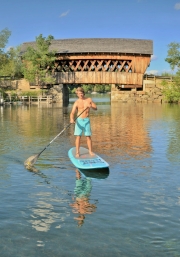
{"left": 21, "top": 38, "right": 153, "bottom": 88}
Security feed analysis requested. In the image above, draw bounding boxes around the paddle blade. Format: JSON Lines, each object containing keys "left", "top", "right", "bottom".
{"left": 24, "top": 154, "right": 40, "bottom": 167}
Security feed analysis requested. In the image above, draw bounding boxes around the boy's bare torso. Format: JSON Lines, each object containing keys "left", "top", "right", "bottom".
{"left": 75, "top": 97, "right": 92, "bottom": 118}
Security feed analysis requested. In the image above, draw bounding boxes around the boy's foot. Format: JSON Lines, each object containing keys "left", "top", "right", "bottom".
{"left": 89, "top": 151, "right": 95, "bottom": 156}
{"left": 76, "top": 153, "right": 80, "bottom": 158}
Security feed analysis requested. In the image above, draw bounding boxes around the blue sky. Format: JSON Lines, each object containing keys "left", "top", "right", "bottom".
{"left": 1, "top": 0, "right": 180, "bottom": 75}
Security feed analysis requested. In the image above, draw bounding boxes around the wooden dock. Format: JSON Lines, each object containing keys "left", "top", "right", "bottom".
{"left": 3, "top": 96, "right": 53, "bottom": 105}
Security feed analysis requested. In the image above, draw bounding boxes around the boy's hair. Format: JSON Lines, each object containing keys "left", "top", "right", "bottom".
{"left": 76, "top": 87, "right": 85, "bottom": 95}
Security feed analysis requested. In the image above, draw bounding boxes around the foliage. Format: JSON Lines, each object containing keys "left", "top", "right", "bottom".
{"left": 0, "top": 46, "right": 23, "bottom": 78}
{"left": 0, "top": 28, "right": 11, "bottom": 51}
{"left": 0, "top": 28, "right": 23, "bottom": 79}
{"left": 20, "top": 90, "right": 45, "bottom": 97}
{"left": 68, "top": 85, "right": 76, "bottom": 94}
{"left": 161, "top": 72, "right": 174, "bottom": 77}
{"left": 104, "top": 84, "right": 111, "bottom": 92}
{"left": 81, "top": 84, "right": 93, "bottom": 94}
{"left": 164, "top": 42, "right": 180, "bottom": 102}
{"left": 4, "top": 90, "right": 44, "bottom": 102}
{"left": 162, "top": 80, "right": 180, "bottom": 103}
{"left": 22, "top": 34, "right": 56, "bottom": 86}
{"left": 0, "top": 28, "right": 11, "bottom": 72}
{"left": 3, "top": 90, "right": 45, "bottom": 102}
{"left": 68, "top": 84, "right": 111, "bottom": 94}
{"left": 0, "top": 88, "right": 8, "bottom": 98}
{"left": 165, "top": 42, "right": 180, "bottom": 71}
{"left": 94, "top": 84, "right": 105, "bottom": 93}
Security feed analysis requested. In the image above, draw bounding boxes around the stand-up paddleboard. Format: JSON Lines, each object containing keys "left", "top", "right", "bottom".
{"left": 68, "top": 147, "right": 109, "bottom": 170}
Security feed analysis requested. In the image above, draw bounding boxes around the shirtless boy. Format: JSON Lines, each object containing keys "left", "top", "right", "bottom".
{"left": 70, "top": 87, "right": 97, "bottom": 157}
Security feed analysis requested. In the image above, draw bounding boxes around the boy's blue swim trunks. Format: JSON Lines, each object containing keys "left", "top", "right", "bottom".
{"left": 74, "top": 117, "right": 92, "bottom": 136}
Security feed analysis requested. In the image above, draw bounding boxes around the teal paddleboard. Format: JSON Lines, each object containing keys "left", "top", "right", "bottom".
{"left": 68, "top": 147, "right": 109, "bottom": 170}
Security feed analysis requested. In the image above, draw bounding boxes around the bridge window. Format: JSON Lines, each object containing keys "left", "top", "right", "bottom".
{"left": 55, "top": 59, "right": 133, "bottom": 73}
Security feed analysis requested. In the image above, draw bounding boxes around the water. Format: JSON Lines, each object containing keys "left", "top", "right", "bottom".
{"left": 1, "top": 95, "right": 180, "bottom": 257}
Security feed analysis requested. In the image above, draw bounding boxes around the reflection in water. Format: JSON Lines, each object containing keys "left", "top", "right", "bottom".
{"left": 29, "top": 190, "right": 70, "bottom": 232}
{"left": 29, "top": 192, "right": 56, "bottom": 232}
{"left": 69, "top": 103, "right": 152, "bottom": 161}
{"left": 70, "top": 169, "right": 97, "bottom": 227}
{"left": 27, "top": 170, "right": 70, "bottom": 232}
{"left": 79, "top": 167, "right": 109, "bottom": 179}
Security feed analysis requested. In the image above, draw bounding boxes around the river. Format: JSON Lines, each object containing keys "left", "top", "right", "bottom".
{"left": 0, "top": 94, "right": 180, "bottom": 257}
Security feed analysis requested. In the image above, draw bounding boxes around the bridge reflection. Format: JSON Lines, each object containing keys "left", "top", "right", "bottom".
{"left": 69, "top": 103, "right": 152, "bottom": 160}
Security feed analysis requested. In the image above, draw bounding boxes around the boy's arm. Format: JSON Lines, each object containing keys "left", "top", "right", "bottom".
{"left": 70, "top": 102, "right": 77, "bottom": 123}
{"left": 89, "top": 99, "right": 97, "bottom": 110}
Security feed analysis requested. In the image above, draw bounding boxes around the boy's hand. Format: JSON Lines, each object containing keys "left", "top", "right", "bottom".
{"left": 70, "top": 119, "right": 75, "bottom": 123}
{"left": 87, "top": 103, "right": 92, "bottom": 108}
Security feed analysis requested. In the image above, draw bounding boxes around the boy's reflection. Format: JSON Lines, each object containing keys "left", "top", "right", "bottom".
{"left": 70, "top": 169, "right": 97, "bottom": 227}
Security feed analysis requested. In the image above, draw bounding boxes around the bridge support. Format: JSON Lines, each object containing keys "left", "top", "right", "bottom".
{"left": 111, "top": 79, "right": 164, "bottom": 103}
{"left": 48, "top": 84, "right": 69, "bottom": 106}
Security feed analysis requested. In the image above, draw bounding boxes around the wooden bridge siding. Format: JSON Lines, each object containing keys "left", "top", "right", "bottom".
{"left": 55, "top": 72, "right": 143, "bottom": 85}
{"left": 56, "top": 54, "right": 150, "bottom": 73}
{"left": 55, "top": 54, "right": 150, "bottom": 85}
{"left": 134, "top": 56, "right": 151, "bottom": 73}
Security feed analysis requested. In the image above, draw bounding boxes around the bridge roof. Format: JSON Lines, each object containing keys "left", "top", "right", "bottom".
{"left": 21, "top": 38, "right": 153, "bottom": 55}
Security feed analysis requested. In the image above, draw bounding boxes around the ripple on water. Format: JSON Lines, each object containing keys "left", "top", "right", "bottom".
{"left": 1, "top": 103, "right": 180, "bottom": 256}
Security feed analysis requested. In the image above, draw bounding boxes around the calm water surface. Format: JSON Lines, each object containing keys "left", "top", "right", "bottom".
{"left": 0, "top": 94, "right": 180, "bottom": 257}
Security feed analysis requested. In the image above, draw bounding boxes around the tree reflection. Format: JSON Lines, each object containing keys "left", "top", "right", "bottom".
{"left": 70, "top": 169, "right": 97, "bottom": 227}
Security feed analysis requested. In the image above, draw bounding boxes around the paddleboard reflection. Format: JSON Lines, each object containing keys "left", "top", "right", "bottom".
{"left": 79, "top": 167, "right": 110, "bottom": 179}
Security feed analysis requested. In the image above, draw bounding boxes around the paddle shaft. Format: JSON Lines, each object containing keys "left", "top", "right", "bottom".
{"left": 37, "top": 107, "right": 88, "bottom": 157}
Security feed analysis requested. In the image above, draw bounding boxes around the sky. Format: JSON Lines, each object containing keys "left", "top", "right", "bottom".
{"left": 1, "top": 0, "right": 180, "bottom": 75}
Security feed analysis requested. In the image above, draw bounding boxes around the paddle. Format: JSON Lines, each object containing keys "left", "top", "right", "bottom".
{"left": 24, "top": 107, "right": 88, "bottom": 168}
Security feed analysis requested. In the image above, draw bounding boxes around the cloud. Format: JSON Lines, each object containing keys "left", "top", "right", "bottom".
{"left": 174, "top": 3, "right": 180, "bottom": 10}
{"left": 151, "top": 55, "right": 158, "bottom": 61}
{"left": 60, "top": 10, "right": 70, "bottom": 18}
{"left": 146, "top": 70, "right": 159, "bottom": 75}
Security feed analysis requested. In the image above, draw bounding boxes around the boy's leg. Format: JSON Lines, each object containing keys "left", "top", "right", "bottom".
{"left": 86, "top": 136, "right": 94, "bottom": 156}
{"left": 75, "top": 136, "right": 81, "bottom": 157}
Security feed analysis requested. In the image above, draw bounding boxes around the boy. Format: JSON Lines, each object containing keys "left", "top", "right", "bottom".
{"left": 70, "top": 87, "right": 97, "bottom": 157}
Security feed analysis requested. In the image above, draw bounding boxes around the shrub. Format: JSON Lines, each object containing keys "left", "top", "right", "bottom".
{"left": 162, "top": 80, "right": 180, "bottom": 103}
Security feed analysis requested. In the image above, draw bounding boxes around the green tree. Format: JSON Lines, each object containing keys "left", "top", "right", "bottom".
{"left": 0, "top": 28, "right": 22, "bottom": 79}
{"left": 94, "top": 84, "right": 105, "bottom": 93}
{"left": 22, "top": 34, "right": 56, "bottom": 86}
{"left": 0, "top": 28, "right": 11, "bottom": 71}
{"left": 0, "top": 46, "right": 23, "bottom": 77}
{"left": 165, "top": 42, "right": 180, "bottom": 71}
{"left": 8, "top": 46, "right": 23, "bottom": 78}
{"left": 104, "top": 84, "right": 111, "bottom": 92}
{"left": 0, "top": 28, "right": 11, "bottom": 51}
{"left": 163, "top": 42, "right": 180, "bottom": 102}
{"left": 82, "top": 84, "right": 93, "bottom": 93}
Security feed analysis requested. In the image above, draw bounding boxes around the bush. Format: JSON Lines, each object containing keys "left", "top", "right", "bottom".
{"left": 162, "top": 79, "right": 180, "bottom": 103}
{"left": 0, "top": 89, "right": 8, "bottom": 98}
{"left": 20, "top": 90, "right": 43, "bottom": 97}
